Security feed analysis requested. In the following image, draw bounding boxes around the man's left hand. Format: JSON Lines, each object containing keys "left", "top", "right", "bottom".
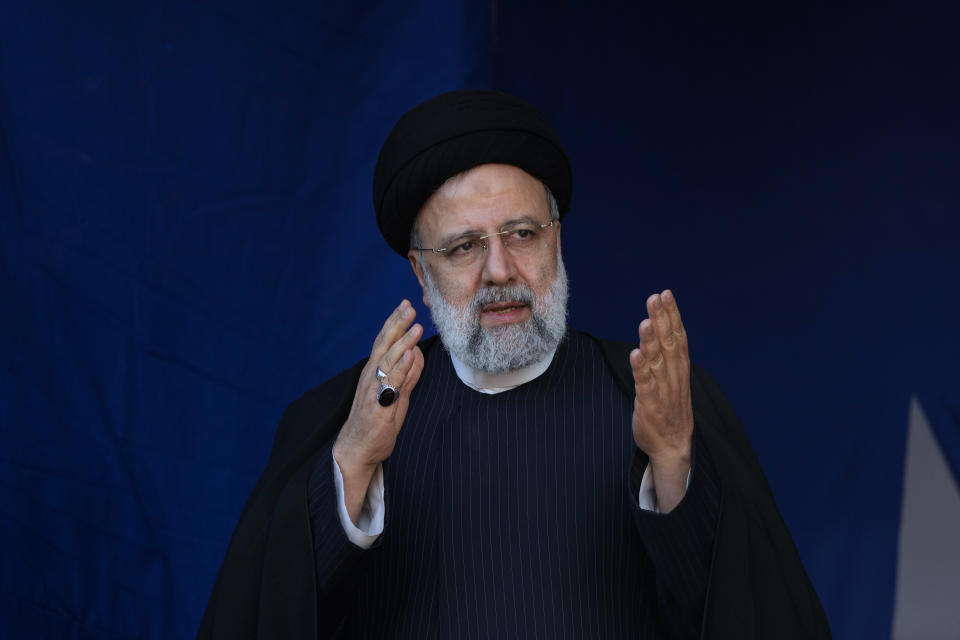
{"left": 629, "top": 289, "right": 694, "bottom": 513}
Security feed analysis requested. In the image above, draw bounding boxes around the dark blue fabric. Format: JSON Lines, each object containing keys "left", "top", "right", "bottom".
{"left": 920, "top": 390, "right": 960, "bottom": 489}
{"left": 0, "top": 1, "right": 958, "bottom": 639}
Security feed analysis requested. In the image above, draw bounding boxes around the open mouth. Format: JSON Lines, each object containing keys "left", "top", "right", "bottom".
{"left": 481, "top": 301, "right": 529, "bottom": 314}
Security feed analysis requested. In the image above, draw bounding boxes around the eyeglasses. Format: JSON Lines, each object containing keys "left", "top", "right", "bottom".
{"left": 412, "top": 219, "right": 556, "bottom": 269}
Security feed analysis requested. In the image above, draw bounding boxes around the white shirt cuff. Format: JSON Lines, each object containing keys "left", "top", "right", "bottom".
{"left": 637, "top": 462, "right": 693, "bottom": 513}
{"left": 332, "top": 456, "right": 385, "bottom": 548}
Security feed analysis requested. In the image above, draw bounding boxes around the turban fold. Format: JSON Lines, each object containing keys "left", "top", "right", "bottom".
{"left": 373, "top": 89, "right": 573, "bottom": 256}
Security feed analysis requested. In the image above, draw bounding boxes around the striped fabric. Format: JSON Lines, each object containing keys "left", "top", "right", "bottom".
{"left": 309, "top": 331, "right": 720, "bottom": 638}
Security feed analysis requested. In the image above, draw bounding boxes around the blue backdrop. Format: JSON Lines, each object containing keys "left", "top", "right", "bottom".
{"left": 1, "top": 2, "right": 958, "bottom": 638}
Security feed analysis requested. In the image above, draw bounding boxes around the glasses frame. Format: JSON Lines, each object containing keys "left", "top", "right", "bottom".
{"left": 411, "top": 219, "right": 556, "bottom": 262}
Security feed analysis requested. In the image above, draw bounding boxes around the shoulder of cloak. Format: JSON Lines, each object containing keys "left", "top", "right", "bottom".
{"left": 589, "top": 333, "right": 832, "bottom": 640}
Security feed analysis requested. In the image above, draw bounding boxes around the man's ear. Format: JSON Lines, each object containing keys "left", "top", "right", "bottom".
{"left": 555, "top": 220, "right": 561, "bottom": 252}
{"left": 407, "top": 251, "right": 431, "bottom": 308}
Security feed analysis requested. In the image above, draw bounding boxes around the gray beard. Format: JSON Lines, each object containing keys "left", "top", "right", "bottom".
{"left": 423, "top": 258, "right": 569, "bottom": 374}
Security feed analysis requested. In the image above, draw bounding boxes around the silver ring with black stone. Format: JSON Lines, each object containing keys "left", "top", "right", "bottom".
{"left": 376, "top": 382, "right": 397, "bottom": 406}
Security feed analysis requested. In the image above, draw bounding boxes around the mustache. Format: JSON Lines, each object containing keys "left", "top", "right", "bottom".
{"left": 471, "top": 284, "right": 535, "bottom": 311}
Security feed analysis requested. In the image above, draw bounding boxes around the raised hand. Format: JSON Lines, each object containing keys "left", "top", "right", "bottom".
{"left": 333, "top": 299, "right": 425, "bottom": 523}
{"left": 629, "top": 290, "right": 694, "bottom": 512}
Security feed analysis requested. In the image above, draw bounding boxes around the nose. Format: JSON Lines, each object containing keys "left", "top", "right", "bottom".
{"left": 480, "top": 234, "right": 517, "bottom": 286}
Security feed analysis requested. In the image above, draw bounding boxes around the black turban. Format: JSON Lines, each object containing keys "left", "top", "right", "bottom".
{"left": 372, "top": 89, "right": 573, "bottom": 256}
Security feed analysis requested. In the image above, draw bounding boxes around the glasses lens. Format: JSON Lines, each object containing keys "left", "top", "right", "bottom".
{"left": 440, "top": 221, "right": 552, "bottom": 269}
{"left": 445, "top": 236, "right": 483, "bottom": 268}
{"left": 501, "top": 221, "right": 546, "bottom": 254}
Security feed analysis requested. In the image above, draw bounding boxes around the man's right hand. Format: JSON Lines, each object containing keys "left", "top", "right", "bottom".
{"left": 333, "top": 299, "right": 425, "bottom": 524}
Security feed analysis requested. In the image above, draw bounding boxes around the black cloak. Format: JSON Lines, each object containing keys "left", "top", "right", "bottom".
{"left": 197, "top": 335, "right": 831, "bottom": 639}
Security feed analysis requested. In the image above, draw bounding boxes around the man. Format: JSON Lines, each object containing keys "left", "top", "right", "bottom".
{"left": 198, "top": 90, "right": 831, "bottom": 639}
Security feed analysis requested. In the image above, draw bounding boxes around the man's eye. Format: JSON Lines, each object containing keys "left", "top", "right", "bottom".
{"left": 450, "top": 240, "right": 476, "bottom": 255}
{"left": 510, "top": 228, "right": 536, "bottom": 241}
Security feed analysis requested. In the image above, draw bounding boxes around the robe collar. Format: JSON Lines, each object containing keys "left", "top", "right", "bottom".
{"left": 449, "top": 347, "right": 556, "bottom": 395}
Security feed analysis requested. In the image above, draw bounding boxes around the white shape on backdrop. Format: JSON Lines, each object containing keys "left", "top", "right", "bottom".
{"left": 891, "top": 396, "right": 960, "bottom": 640}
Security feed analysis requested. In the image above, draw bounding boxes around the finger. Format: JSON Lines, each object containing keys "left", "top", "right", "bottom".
{"left": 639, "top": 319, "right": 669, "bottom": 386}
{"left": 370, "top": 300, "right": 415, "bottom": 362}
{"left": 661, "top": 289, "right": 686, "bottom": 347}
{"left": 379, "top": 322, "right": 423, "bottom": 376}
{"left": 391, "top": 347, "right": 425, "bottom": 426}
{"left": 405, "top": 346, "right": 425, "bottom": 392}
{"left": 382, "top": 347, "right": 416, "bottom": 391}
{"left": 647, "top": 293, "right": 676, "bottom": 350}
{"left": 630, "top": 348, "right": 656, "bottom": 393}
{"left": 660, "top": 289, "right": 690, "bottom": 389}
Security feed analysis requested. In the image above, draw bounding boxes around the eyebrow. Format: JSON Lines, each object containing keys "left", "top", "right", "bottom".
{"left": 436, "top": 215, "right": 541, "bottom": 248}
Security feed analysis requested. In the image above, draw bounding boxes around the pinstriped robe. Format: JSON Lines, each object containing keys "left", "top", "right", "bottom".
{"left": 316, "top": 331, "right": 718, "bottom": 638}
{"left": 198, "top": 331, "right": 832, "bottom": 640}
